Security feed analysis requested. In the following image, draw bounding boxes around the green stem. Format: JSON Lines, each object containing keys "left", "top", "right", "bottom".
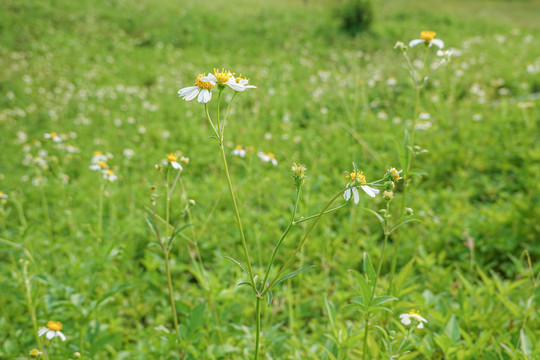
{"left": 164, "top": 251, "right": 182, "bottom": 349}
{"left": 253, "top": 297, "right": 262, "bottom": 360}
{"left": 260, "top": 186, "right": 302, "bottom": 291}
{"left": 23, "top": 262, "right": 48, "bottom": 359}
{"left": 262, "top": 189, "right": 345, "bottom": 297}
{"left": 363, "top": 201, "right": 391, "bottom": 360}
{"left": 97, "top": 178, "right": 105, "bottom": 240}
{"left": 218, "top": 141, "right": 256, "bottom": 289}
{"left": 293, "top": 202, "right": 348, "bottom": 225}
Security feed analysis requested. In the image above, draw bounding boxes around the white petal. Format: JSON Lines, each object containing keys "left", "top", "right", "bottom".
{"left": 171, "top": 161, "right": 183, "bottom": 170}
{"left": 344, "top": 188, "right": 351, "bottom": 201}
{"left": 245, "top": 85, "right": 257, "bottom": 89}
{"left": 178, "top": 86, "right": 197, "bottom": 96}
{"left": 57, "top": 331, "right": 66, "bottom": 341}
{"left": 401, "top": 317, "right": 411, "bottom": 325}
{"left": 361, "top": 185, "right": 379, "bottom": 198}
{"left": 417, "top": 322, "right": 424, "bottom": 329}
{"left": 226, "top": 80, "right": 245, "bottom": 92}
{"left": 205, "top": 73, "right": 217, "bottom": 83}
{"left": 46, "top": 330, "right": 55, "bottom": 340}
{"left": 352, "top": 187, "right": 360, "bottom": 204}
{"left": 409, "top": 39, "right": 424, "bottom": 47}
{"left": 38, "top": 328, "right": 48, "bottom": 337}
{"left": 197, "top": 89, "right": 212, "bottom": 103}
{"left": 271, "top": 159, "right": 278, "bottom": 166}
{"left": 430, "top": 39, "right": 444, "bottom": 49}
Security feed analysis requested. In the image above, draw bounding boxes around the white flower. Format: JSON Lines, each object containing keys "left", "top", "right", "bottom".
{"left": 0, "top": 191, "right": 7, "bottom": 199}
{"left": 38, "top": 321, "right": 66, "bottom": 341}
{"left": 167, "top": 153, "right": 183, "bottom": 170}
{"left": 399, "top": 310, "right": 428, "bottom": 329}
{"left": 232, "top": 145, "right": 247, "bottom": 158}
{"left": 102, "top": 169, "right": 118, "bottom": 182}
{"left": 178, "top": 73, "right": 215, "bottom": 103}
{"left": 201, "top": 68, "right": 256, "bottom": 92}
{"left": 43, "top": 132, "right": 62, "bottom": 142}
{"left": 409, "top": 31, "right": 444, "bottom": 49}
{"left": 344, "top": 170, "right": 379, "bottom": 203}
{"left": 228, "top": 74, "right": 257, "bottom": 92}
{"left": 258, "top": 152, "right": 278, "bottom": 166}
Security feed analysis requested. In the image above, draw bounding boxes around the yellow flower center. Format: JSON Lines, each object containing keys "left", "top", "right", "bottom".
{"left": 98, "top": 161, "right": 107, "bottom": 169}
{"left": 180, "top": 157, "right": 189, "bottom": 164}
{"left": 47, "top": 321, "right": 62, "bottom": 331}
{"left": 167, "top": 153, "right": 178, "bottom": 162}
{"left": 194, "top": 74, "right": 215, "bottom": 90}
{"left": 29, "top": 349, "right": 41, "bottom": 357}
{"left": 268, "top": 153, "right": 276, "bottom": 159}
{"left": 235, "top": 74, "right": 249, "bottom": 83}
{"left": 213, "top": 68, "right": 233, "bottom": 84}
{"left": 390, "top": 168, "right": 400, "bottom": 181}
{"left": 420, "top": 31, "right": 436, "bottom": 43}
{"left": 50, "top": 132, "right": 58, "bottom": 138}
{"left": 409, "top": 309, "right": 421, "bottom": 316}
{"left": 235, "top": 145, "right": 245, "bottom": 150}
{"left": 94, "top": 151, "right": 103, "bottom": 156}
{"left": 346, "top": 171, "right": 366, "bottom": 184}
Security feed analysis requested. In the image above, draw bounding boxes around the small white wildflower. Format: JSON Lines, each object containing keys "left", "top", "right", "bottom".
{"left": 38, "top": 321, "right": 66, "bottom": 341}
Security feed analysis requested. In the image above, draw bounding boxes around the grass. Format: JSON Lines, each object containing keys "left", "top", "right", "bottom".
{"left": 1, "top": 0, "right": 539, "bottom": 358}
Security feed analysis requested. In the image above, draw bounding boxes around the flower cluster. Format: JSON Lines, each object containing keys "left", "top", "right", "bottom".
{"left": 178, "top": 68, "right": 256, "bottom": 103}
{"left": 89, "top": 151, "right": 118, "bottom": 182}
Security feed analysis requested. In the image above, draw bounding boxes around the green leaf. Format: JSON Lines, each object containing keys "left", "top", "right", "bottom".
{"left": 224, "top": 256, "right": 250, "bottom": 277}
{"left": 434, "top": 333, "right": 453, "bottom": 355}
{"left": 96, "top": 283, "right": 135, "bottom": 308}
{"left": 390, "top": 218, "right": 421, "bottom": 233}
{"left": 321, "top": 346, "right": 338, "bottom": 360}
{"left": 360, "top": 207, "right": 385, "bottom": 229}
{"left": 520, "top": 329, "right": 532, "bottom": 357}
{"left": 267, "top": 290, "right": 273, "bottom": 307}
{"left": 363, "top": 252, "right": 376, "bottom": 287}
{"left": 237, "top": 282, "right": 253, "bottom": 288}
{"left": 273, "top": 265, "right": 315, "bottom": 287}
{"left": 349, "top": 270, "right": 372, "bottom": 306}
{"left": 372, "top": 296, "right": 398, "bottom": 306}
{"left": 445, "top": 314, "right": 460, "bottom": 343}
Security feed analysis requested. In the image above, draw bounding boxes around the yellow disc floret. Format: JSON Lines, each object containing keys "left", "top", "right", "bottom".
{"left": 346, "top": 171, "right": 367, "bottom": 184}
{"left": 50, "top": 132, "right": 58, "bottom": 138}
{"left": 235, "top": 74, "right": 249, "bottom": 83}
{"left": 268, "top": 153, "right": 276, "bottom": 159}
{"left": 409, "top": 309, "right": 421, "bottom": 316}
{"left": 98, "top": 161, "right": 107, "bottom": 169}
{"left": 47, "top": 321, "right": 63, "bottom": 331}
{"left": 167, "top": 153, "right": 178, "bottom": 162}
{"left": 213, "top": 68, "right": 233, "bottom": 84}
{"left": 194, "top": 74, "right": 215, "bottom": 90}
{"left": 420, "top": 31, "right": 436, "bottom": 43}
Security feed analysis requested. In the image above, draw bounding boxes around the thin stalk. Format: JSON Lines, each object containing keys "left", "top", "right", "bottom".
{"left": 395, "top": 326, "right": 414, "bottom": 359}
{"left": 253, "top": 297, "right": 262, "bottom": 360}
{"left": 261, "top": 187, "right": 302, "bottom": 290}
{"left": 23, "top": 262, "right": 48, "bottom": 359}
{"left": 218, "top": 142, "right": 256, "bottom": 289}
{"left": 151, "top": 203, "right": 182, "bottom": 352}
{"left": 363, "top": 201, "right": 391, "bottom": 360}
{"left": 293, "top": 202, "right": 348, "bottom": 225}
{"left": 262, "top": 189, "right": 345, "bottom": 297}
{"left": 97, "top": 178, "right": 105, "bottom": 240}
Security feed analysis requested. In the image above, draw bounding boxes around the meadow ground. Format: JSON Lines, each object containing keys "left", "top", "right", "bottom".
{"left": 1, "top": 0, "right": 539, "bottom": 359}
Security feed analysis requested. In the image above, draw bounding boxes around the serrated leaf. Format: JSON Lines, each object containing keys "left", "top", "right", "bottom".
{"left": 520, "top": 329, "right": 532, "bottom": 357}
{"left": 224, "top": 256, "right": 250, "bottom": 277}
{"left": 363, "top": 252, "right": 376, "bottom": 287}
{"left": 273, "top": 265, "right": 315, "bottom": 287}
{"left": 445, "top": 314, "right": 460, "bottom": 343}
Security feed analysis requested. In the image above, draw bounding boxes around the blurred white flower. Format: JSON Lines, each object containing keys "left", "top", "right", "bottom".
{"left": 167, "top": 153, "right": 182, "bottom": 170}
{"left": 232, "top": 145, "right": 247, "bottom": 158}
{"left": 258, "top": 152, "right": 278, "bottom": 166}
{"left": 409, "top": 31, "right": 444, "bottom": 49}
{"left": 38, "top": 321, "right": 66, "bottom": 341}
{"left": 44, "top": 132, "right": 62, "bottom": 142}
{"left": 399, "top": 310, "right": 427, "bottom": 329}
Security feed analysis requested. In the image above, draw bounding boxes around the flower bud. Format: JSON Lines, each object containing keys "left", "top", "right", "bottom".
{"left": 406, "top": 207, "right": 414, "bottom": 216}
{"left": 394, "top": 41, "right": 407, "bottom": 52}
{"left": 384, "top": 181, "right": 395, "bottom": 191}
{"left": 383, "top": 190, "right": 394, "bottom": 200}
{"left": 291, "top": 163, "right": 307, "bottom": 188}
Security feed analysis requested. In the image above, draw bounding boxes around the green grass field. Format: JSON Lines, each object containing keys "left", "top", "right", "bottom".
{"left": 1, "top": 0, "right": 539, "bottom": 358}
